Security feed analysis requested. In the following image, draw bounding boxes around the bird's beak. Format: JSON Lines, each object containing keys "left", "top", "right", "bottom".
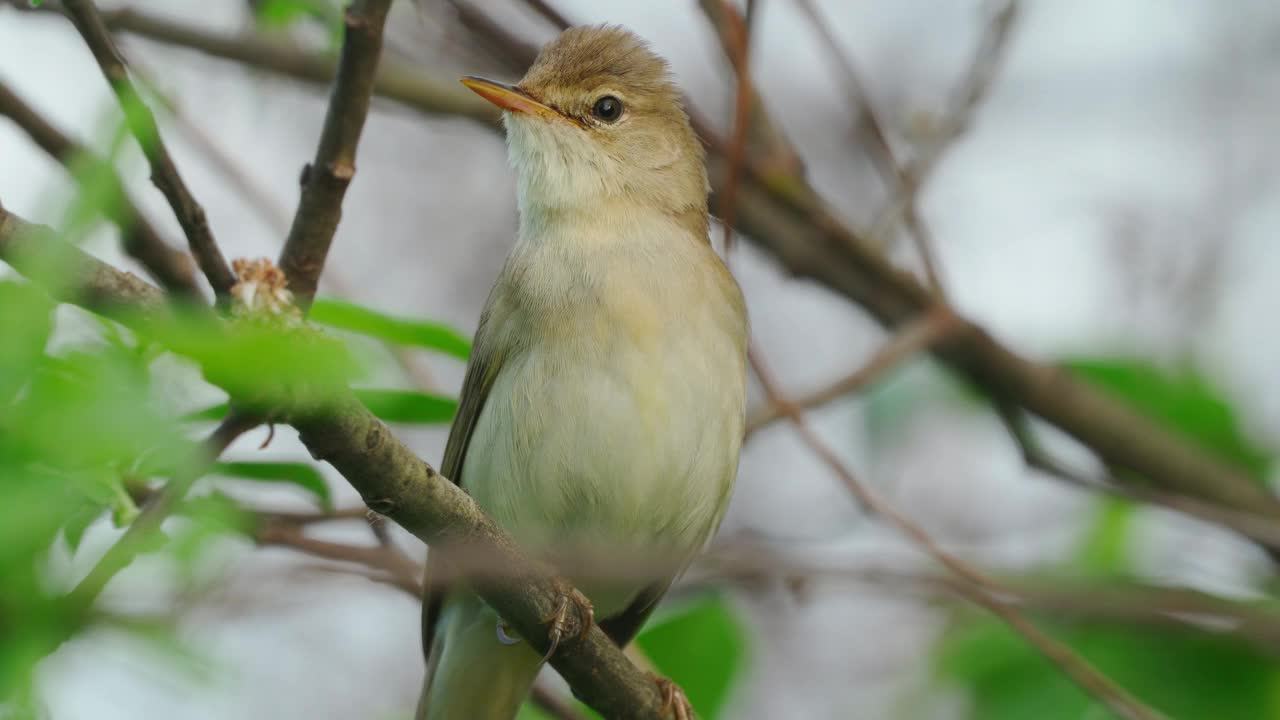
{"left": 461, "top": 76, "right": 565, "bottom": 123}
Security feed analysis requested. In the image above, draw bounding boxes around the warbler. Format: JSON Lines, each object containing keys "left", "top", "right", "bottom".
{"left": 417, "top": 25, "right": 748, "bottom": 720}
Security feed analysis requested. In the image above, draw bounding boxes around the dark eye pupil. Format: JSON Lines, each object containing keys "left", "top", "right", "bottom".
{"left": 593, "top": 96, "right": 622, "bottom": 121}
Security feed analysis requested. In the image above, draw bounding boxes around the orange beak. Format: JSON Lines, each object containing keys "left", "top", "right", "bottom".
{"left": 461, "top": 76, "right": 566, "bottom": 123}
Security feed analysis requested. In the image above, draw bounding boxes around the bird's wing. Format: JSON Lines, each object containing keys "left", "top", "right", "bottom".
{"left": 420, "top": 296, "right": 508, "bottom": 660}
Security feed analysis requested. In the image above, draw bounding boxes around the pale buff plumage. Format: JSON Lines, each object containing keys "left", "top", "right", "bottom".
{"left": 418, "top": 26, "right": 747, "bottom": 720}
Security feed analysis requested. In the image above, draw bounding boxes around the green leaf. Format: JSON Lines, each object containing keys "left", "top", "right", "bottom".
{"left": 213, "top": 461, "right": 331, "bottom": 510}
{"left": 310, "top": 297, "right": 472, "bottom": 361}
{"left": 937, "top": 615, "right": 1280, "bottom": 720}
{"left": 182, "top": 403, "right": 233, "bottom": 423}
{"left": 1065, "top": 359, "right": 1272, "bottom": 480}
{"left": 635, "top": 593, "right": 746, "bottom": 719}
{"left": 1076, "top": 498, "right": 1137, "bottom": 575}
{"left": 253, "top": 0, "right": 342, "bottom": 46}
{"left": 354, "top": 389, "right": 457, "bottom": 424}
{"left": 0, "top": 281, "right": 54, "bottom": 405}
{"left": 184, "top": 388, "right": 457, "bottom": 426}
{"left": 61, "top": 502, "right": 106, "bottom": 553}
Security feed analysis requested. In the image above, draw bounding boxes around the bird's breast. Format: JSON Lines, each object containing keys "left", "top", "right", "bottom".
{"left": 461, "top": 222, "right": 746, "bottom": 606}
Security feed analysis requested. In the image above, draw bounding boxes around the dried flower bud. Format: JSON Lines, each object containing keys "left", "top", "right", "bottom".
{"left": 230, "top": 258, "right": 300, "bottom": 321}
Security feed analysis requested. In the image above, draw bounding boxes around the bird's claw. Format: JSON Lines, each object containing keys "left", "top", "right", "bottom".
{"left": 651, "top": 673, "right": 694, "bottom": 720}
{"left": 541, "top": 587, "right": 594, "bottom": 662}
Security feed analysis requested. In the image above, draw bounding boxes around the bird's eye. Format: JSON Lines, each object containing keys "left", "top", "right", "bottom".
{"left": 591, "top": 96, "right": 623, "bottom": 123}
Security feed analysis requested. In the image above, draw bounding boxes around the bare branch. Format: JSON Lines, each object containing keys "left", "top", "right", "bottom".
{"left": 6, "top": 3, "right": 496, "bottom": 122}
{"left": 257, "top": 519, "right": 422, "bottom": 596}
{"left": 745, "top": 306, "right": 960, "bottom": 436}
{"left": 999, "top": 406, "right": 1280, "bottom": 555}
{"left": 0, "top": 80, "right": 200, "bottom": 298}
{"left": 277, "top": 0, "right": 393, "bottom": 310}
{"left": 869, "top": 0, "right": 1020, "bottom": 242}
{"left": 520, "top": 0, "right": 572, "bottom": 31}
{"left": 747, "top": 347, "right": 1166, "bottom": 720}
{"left": 60, "top": 0, "right": 237, "bottom": 301}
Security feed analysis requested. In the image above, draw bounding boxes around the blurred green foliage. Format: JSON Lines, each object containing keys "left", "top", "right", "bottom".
{"left": 0, "top": 252, "right": 472, "bottom": 711}
{"left": 933, "top": 356, "right": 1280, "bottom": 719}
{"left": 1066, "top": 359, "right": 1272, "bottom": 481}
{"left": 311, "top": 297, "right": 473, "bottom": 361}
{"left": 252, "top": 0, "right": 344, "bottom": 48}
{"left": 938, "top": 618, "right": 1280, "bottom": 720}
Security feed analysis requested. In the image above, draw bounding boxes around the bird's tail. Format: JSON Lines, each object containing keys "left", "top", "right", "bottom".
{"left": 416, "top": 596, "right": 545, "bottom": 720}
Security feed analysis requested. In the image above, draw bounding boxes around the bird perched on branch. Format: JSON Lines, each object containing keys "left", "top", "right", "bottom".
{"left": 417, "top": 24, "right": 748, "bottom": 720}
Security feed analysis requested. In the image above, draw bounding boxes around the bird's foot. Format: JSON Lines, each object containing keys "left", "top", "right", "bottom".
{"left": 651, "top": 673, "right": 695, "bottom": 720}
{"left": 541, "top": 586, "right": 594, "bottom": 661}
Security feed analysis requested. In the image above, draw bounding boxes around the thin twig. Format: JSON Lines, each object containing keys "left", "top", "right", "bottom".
{"left": 868, "top": 0, "right": 1019, "bottom": 244}
{"left": 0, "top": 79, "right": 200, "bottom": 297}
{"left": 61, "top": 0, "right": 237, "bottom": 301}
{"left": 127, "top": 63, "right": 440, "bottom": 389}
{"left": 748, "top": 348, "right": 1165, "bottom": 720}
{"left": 791, "top": 0, "right": 945, "bottom": 292}
{"left": 998, "top": 406, "right": 1280, "bottom": 554}
{"left": 519, "top": 0, "right": 571, "bottom": 31}
{"left": 745, "top": 307, "right": 961, "bottom": 436}
{"left": 257, "top": 519, "right": 421, "bottom": 595}
{"left": 276, "top": 0, "right": 394, "bottom": 310}
{"left": 66, "top": 411, "right": 260, "bottom": 616}
{"left": 716, "top": 0, "right": 753, "bottom": 253}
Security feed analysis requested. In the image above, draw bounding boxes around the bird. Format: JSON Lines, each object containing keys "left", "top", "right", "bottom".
{"left": 416, "top": 24, "right": 748, "bottom": 720}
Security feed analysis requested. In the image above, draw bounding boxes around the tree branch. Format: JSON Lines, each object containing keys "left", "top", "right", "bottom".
{"left": 276, "top": 0, "right": 392, "bottom": 311}
{"left": 745, "top": 302, "right": 960, "bottom": 437}
{"left": 0, "top": 203, "right": 672, "bottom": 719}
{"left": 0, "top": 79, "right": 200, "bottom": 298}
{"left": 747, "top": 347, "right": 1166, "bottom": 720}
{"left": 60, "top": 0, "right": 237, "bottom": 301}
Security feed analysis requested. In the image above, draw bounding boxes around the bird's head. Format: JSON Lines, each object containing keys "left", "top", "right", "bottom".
{"left": 462, "top": 25, "right": 707, "bottom": 230}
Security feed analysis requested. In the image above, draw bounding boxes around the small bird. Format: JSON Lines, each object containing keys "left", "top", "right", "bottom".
{"left": 417, "top": 25, "right": 748, "bottom": 720}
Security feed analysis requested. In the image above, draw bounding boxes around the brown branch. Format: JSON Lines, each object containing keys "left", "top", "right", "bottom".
{"left": 276, "top": 0, "right": 393, "bottom": 310}
{"left": 0, "top": 80, "right": 200, "bottom": 298}
{"left": 0, "top": 200, "right": 167, "bottom": 314}
{"left": 745, "top": 306, "right": 960, "bottom": 436}
{"left": 714, "top": 0, "right": 753, "bottom": 253}
{"left": 519, "top": 0, "right": 572, "bottom": 31}
{"left": 0, "top": 203, "right": 673, "bottom": 719}
{"left": 257, "top": 519, "right": 422, "bottom": 596}
{"left": 126, "top": 67, "right": 441, "bottom": 390}
{"left": 60, "top": 0, "right": 237, "bottom": 301}
{"left": 444, "top": 0, "right": 539, "bottom": 71}
{"left": 999, "top": 406, "right": 1280, "bottom": 554}
{"left": 747, "top": 347, "right": 1166, "bottom": 720}
{"left": 5, "top": 3, "right": 496, "bottom": 122}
